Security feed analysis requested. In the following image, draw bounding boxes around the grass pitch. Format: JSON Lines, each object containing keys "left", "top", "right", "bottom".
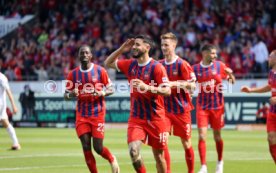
{"left": 0, "top": 127, "right": 275, "bottom": 173}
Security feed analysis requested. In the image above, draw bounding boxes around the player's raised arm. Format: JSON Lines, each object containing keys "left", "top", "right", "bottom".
{"left": 104, "top": 39, "right": 135, "bottom": 69}
{"left": 240, "top": 85, "right": 271, "bottom": 93}
{"left": 225, "top": 67, "right": 236, "bottom": 84}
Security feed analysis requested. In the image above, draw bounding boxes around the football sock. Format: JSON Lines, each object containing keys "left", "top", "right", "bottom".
{"left": 83, "top": 150, "right": 97, "bottom": 173}
{"left": 198, "top": 139, "right": 206, "bottom": 165}
{"left": 269, "top": 144, "right": 276, "bottom": 164}
{"left": 216, "top": 140, "right": 224, "bottom": 161}
{"left": 6, "top": 124, "right": 19, "bottom": 145}
{"left": 164, "top": 146, "right": 171, "bottom": 173}
{"left": 185, "top": 147, "right": 195, "bottom": 173}
{"left": 100, "top": 147, "right": 114, "bottom": 163}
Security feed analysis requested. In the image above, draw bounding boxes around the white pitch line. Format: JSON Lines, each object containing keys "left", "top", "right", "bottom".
{"left": 0, "top": 158, "right": 272, "bottom": 171}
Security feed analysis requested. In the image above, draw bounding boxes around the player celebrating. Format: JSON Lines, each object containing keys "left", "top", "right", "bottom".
{"left": 241, "top": 50, "right": 276, "bottom": 164}
{"left": 0, "top": 72, "right": 21, "bottom": 150}
{"left": 159, "top": 32, "right": 196, "bottom": 173}
{"left": 105, "top": 35, "right": 171, "bottom": 173}
{"left": 192, "top": 44, "right": 235, "bottom": 173}
{"left": 64, "top": 45, "right": 119, "bottom": 173}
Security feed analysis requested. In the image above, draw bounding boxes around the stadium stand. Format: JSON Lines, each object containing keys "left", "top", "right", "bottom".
{"left": 0, "top": 0, "right": 276, "bottom": 80}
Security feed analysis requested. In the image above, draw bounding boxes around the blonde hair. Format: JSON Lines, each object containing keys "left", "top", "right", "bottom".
{"left": 160, "top": 32, "right": 178, "bottom": 43}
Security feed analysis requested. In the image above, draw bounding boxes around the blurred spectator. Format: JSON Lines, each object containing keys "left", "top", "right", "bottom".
{"left": 0, "top": 0, "right": 276, "bottom": 80}
{"left": 34, "top": 64, "right": 48, "bottom": 81}
{"left": 19, "top": 85, "right": 36, "bottom": 121}
{"left": 251, "top": 37, "right": 269, "bottom": 73}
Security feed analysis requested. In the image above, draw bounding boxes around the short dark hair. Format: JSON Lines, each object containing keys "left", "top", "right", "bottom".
{"left": 78, "top": 45, "right": 93, "bottom": 54}
{"left": 135, "top": 35, "right": 155, "bottom": 49}
{"left": 201, "top": 44, "right": 217, "bottom": 52}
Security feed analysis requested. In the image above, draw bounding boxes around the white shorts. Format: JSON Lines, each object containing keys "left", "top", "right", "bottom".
{"left": 0, "top": 104, "right": 8, "bottom": 120}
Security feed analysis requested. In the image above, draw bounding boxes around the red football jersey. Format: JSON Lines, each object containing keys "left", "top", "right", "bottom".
{"left": 193, "top": 61, "right": 228, "bottom": 110}
{"left": 66, "top": 64, "right": 111, "bottom": 120}
{"left": 116, "top": 58, "right": 169, "bottom": 121}
{"left": 160, "top": 57, "right": 195, "bottom": 114}
{"left": 268, "top": 70, "right": 276, "bottom": 114}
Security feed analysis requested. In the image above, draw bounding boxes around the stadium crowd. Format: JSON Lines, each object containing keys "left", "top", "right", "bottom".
{"left": 0, "top": 0, "right": 276, "bottom": 80}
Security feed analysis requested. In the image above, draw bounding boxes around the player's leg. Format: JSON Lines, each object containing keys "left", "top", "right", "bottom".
{"left": 213, "top": 130, "right": 223, "bottom": 162}
{"left": 268, "top": 131, "right": 276, "bottom": 163}
{"left": 210, "top": 109, "right": 225, "bottom": 173}
{"left": 267, "top": 114, "right": 276, "bottom": 163}
{"left": 181, "top": 138, "right": 195, "bottom": 173}
{"left": 152, "top": 147, "right": 166, "bottom": 173}
{"left": 196, "top": 108, "right": 208, "bottom": 173}
{"left": 164, "top": 115, "right": 172, "bottom": 173}
{"left": 79, "top": 133, "right": 97, "bottom": 173}
{"left": 1, "top": 119, "right": 20, "bottom": 150}
{"left": 129, "top": 140, "right": 146, "bottom": 173}
{"left": 163, "top": 133, "right": 171, "bottom": 173}
{"left": 172, "top": 113, "right": 194, "bottom": 173}
{"left": 213, "top": 129, "right": 224, "bottom": 173}
{"left": 197, "top": 127, "right": 208, "bottom": 173}
{"left": 93, "top": 138, "right": 120, "bottom": 173}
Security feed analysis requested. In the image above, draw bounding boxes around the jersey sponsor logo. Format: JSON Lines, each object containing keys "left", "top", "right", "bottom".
{"left": 172, "top": 70, "right": 178, "bottom": 76}
{"left": 212, "top": 70, "right": 217, "bottom": 75}
{"left": 144, "top": 73, "right": 149, "bottom": 80}
{"left": 92, "top": 77, "right": 97, "bottom": 82}
{"left": 162, "top": 77, "right": 168, "bottom": 83}
{"left": 76, "top": 80, "right": 81, "bottom": 84}
{"left": 131, "top": 69, "right": 136, "bottom": 76}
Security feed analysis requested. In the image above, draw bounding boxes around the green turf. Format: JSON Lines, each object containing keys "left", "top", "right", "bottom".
{"left": 0, "top": 128, "right": 275, "bottom": 173}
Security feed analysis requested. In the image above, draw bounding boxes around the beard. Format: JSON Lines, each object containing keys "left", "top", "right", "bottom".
{"left": 132, "top": 49, "right": 144, "bottom": 59}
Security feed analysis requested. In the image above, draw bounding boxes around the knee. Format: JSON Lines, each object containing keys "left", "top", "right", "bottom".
{"left": 129, "top": 147, "right": 140, "bottom": 162}
{"left": 82, "top": 142, "right": 91, "bottom": 151}
{"left": 182, "top": 139, "right": 192, "bottom": 149}
{"left": 213, "top": 131, "right": 222, "bottom": 142}
{"left": 1, "top": 120, "right": 9, "bottom": 128}
{"left": 214, "top": 135, "right": 222, "bottom": 142}
{"left": 93, "top": 145, "right": 103, "bottom": 155}
{"left": 199, "top": 134, "right": 206, "bottom": 141}
{"left": 268, "top": 134, "right": 276, "bottom": 145}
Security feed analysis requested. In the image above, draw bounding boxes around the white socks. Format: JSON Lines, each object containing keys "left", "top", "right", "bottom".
{"left": 6, "top": 124, "right": 19, "bottom": 145}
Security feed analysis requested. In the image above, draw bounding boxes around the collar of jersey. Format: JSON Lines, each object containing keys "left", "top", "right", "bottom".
{"left": 165, "top": 55, "right": 178, "bottom": 65}
{"left": 79, "top": 63, "right": 94, "bottom": 72}
{"left": 138, "top": 58, "right": 152, "bottom": 67}
{"left": 200, "top": 61, "right": 213, "bottom": 68}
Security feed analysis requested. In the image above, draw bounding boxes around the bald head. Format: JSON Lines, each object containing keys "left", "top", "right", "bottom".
{"left": 268, "top": 50, "right": 276, "bottom": 68}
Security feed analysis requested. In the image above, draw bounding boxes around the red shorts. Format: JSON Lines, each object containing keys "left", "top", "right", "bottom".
{"left": 76, "top": 117, "right": 105, "bottom": 139}
{"left": 267, "top": 113, "right": 276, "bottom": 132}
{"left": 196, "top": 108, "right": 225, "bottom": 130}
{"left": 165, "top": 112, "right": 192, "bottom": 139}
{"left": 127, "top": 118, "right": 167, "bottom": 149}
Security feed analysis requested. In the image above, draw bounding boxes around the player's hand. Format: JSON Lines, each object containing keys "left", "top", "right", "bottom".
{"left": 270, "top": 97, "right": 276, "bottom": 105}
{"left": 131, "top": 79, "right": 149, "bottom": 91}
{"left": 187, "top": 82, "right": 196, "bottom": 91}
{"left": 119, "top": 39, "right": 135, "bottom": 53}
{"left": 228, "top": 74, "right": 235, "bottom": 84}
{"left": 93, "top": 90, "right": 106, "bottom": 97}
{"left": 72, "top": 88, "right": 79, "bottom": 97}
{"left": 12, "top": 106, "right": 18, "bottom": 114}
{"left": 240, "top": 86, "right": 251, "bottom": 93}
{"left": 169, "top": 81, "right": 177, "bottom": 88}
